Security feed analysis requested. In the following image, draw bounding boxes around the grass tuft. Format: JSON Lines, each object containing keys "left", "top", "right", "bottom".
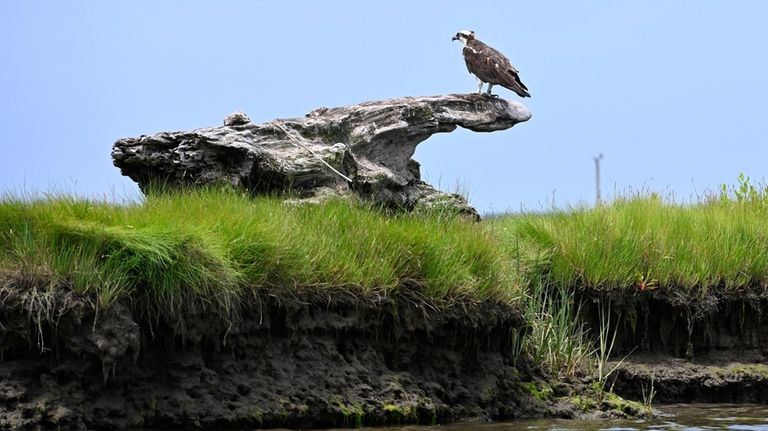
{"left": 491, "top": 191, "right": 768, "bottom": 295}
{"left": 0, "top": 187, "right": 520, "bottom": 321}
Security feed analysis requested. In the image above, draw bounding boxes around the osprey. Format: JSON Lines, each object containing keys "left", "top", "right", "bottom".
{"left": 452, "top": 30, "right": 530, "bottom": 98}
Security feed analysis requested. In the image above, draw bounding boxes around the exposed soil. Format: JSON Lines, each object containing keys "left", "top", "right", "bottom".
{"left": 0, "top": 280, "right": 573, "bottom": 430}
{"left": 580, "top": 290, "right": 768, "bottom": 357}
{"left": 4, "top": 279, "right": 764, "bottom": 429}
{"left": 611, "top": 355, "right": 768, "bottom": 403}
{"left": 579, "top": 289, "right": 768, "bottom": 404}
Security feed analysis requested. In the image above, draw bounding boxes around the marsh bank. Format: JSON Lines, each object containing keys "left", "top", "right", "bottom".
{"left": 5, "top": 276, "right": 768, "bottom": 429}
{"left": 2, "top": 282, "right": 542, "bottom": 429}
{"left": 4, "top": 94, "right": 768, "bottom": 428}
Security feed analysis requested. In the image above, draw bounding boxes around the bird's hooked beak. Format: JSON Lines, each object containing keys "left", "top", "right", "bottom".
{"left": 451, "top": 36, "right": 458, "bottom": 42}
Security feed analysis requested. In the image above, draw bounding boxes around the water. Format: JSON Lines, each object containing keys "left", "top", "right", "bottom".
{"left": 327, "top": 404, "right": 768, "bottom": 431}
{"left": 499, "top": 405, "right": 768, "bottom": 431}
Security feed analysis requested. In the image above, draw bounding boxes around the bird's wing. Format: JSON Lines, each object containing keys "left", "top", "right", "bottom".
{"left": 462, "top": 45, "right": 484, "bottom": 76}
{"left": 477, "top": 40, "right": 530, "bottom": 96}
{"left": 464, "top": 43, "right": 499, "bottom": 82}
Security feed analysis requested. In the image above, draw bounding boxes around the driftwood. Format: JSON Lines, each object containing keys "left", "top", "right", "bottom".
{"left": 112, "top": 94, "right": 531, "bottom": 217}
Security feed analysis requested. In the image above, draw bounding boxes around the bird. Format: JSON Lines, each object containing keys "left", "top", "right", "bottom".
{"left": 452, "top": 30, "right": 530, "bottom": 98}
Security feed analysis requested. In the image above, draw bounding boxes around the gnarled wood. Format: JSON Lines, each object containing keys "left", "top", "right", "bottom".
{"left": 112, "top": 93, "right": 531, "bottom": 217}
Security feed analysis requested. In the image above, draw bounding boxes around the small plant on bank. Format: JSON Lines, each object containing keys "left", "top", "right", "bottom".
{"left": 641, "top": 368, "right": 656, "bottom": 409}
{"left": 519, "top": 265, "right": 591, "bottom": 378}
{"left": 594, "top": 300, "right": 629, "bottom": 396}
{"left": 719, "top": 173, "right": 768, "bottom": 211}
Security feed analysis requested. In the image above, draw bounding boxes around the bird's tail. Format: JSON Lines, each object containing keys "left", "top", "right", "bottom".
{"left": 504, "top": 71, "right": 530, "bottom": 97}
{"left": 503, "top": 83, "right": 530, "bottom": 98}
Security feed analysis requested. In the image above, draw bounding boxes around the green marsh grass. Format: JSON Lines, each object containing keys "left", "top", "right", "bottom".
{"left": 491, "top": 193, "right": 768, "bottom": 295}
{"left": 0, "top": 187, "right": 520, "bottom": 320}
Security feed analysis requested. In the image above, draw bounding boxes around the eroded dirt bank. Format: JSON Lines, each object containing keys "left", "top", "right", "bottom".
{"left": 6, "top": 280, "right": 759, "bottom": 429}
{"left": 580, "top": 290, "right": 768, "bottom": 403}
{"left": 0, "top": 281, "right": 569, "bottom": 430}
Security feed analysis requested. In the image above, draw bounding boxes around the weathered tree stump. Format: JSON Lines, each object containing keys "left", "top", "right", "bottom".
{"left": 112, "top": 94, "right": 531, "bottom": 217}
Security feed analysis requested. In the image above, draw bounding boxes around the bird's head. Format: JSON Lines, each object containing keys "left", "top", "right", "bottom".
{"left": 452, "top": 30, "right": 475, "bottom": 45}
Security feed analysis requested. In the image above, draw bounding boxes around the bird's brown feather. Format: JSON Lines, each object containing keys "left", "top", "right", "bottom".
{"left": 463, "top": 38, "right": 530, "bottom": 97}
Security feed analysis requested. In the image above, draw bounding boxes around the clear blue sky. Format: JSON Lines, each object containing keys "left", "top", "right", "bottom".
{"left": 2, "top": 2, "right": 767, "bottom": 213}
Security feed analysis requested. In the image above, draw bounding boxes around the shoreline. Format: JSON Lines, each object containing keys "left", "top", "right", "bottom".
{"left": 4, "top": 279, "right": 767, "bottom": 428}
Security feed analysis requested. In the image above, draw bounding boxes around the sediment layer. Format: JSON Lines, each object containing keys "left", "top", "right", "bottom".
{"left": 4, "top": 279, "right": 766, "bottom": 429}
{"left": 0, "top": 280, "right": 556, "bottom": 430}
{"left": 579, "top": 290, "right": 768, "bottom": 403}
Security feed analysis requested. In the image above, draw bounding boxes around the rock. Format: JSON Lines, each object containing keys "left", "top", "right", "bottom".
{"left": 112, "top": 94, "right": 531, "bottom": 217}
{"left": 223, "top": 111, "right": 251, "bottom": 126}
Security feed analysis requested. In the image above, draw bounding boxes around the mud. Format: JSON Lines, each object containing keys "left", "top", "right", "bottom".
{"left": 579, "top": 290, "right": 768, "bottom": 404}
{"left": 4, "top": 281, "right": 766, "bottom": 429}
{"left": 580, "top": 290, "right": 768, "bottom": 358}
{"left": 612, "top": 355, "right": 768, "bottom": 403}
{"left": 0, "top": 281, "right": 570, "bottom": 430}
